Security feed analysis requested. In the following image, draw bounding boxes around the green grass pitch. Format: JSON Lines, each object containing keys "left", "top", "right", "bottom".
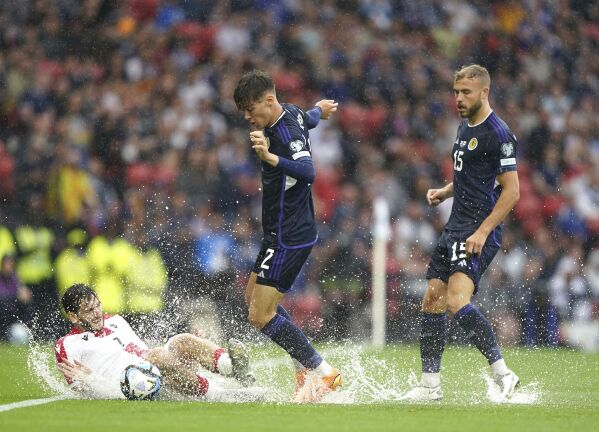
{"left": 0, "top": 342, "right": 597, "bottom": 431}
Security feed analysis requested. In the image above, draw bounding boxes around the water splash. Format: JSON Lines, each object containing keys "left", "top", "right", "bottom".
{"left": 251, "top": 343, "right": 410, "bottom": 404}
{"left": 252, "top": 344, "right": 543, "bottom": 405}
{"left": 25, "top": 335, "right": 542, "bottom": 405}
{"left": 320, "top": 344, "right": 408, "bottom": 403}
{"left": 26, "top": 331, "right": 74, "bottom": 398}
{"left": 482, "top": 372, "right": 540, "bottom": 404}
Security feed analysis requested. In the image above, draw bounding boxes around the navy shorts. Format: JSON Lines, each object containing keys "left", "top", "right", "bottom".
{"left": 425, "top": 228, "right": 502, "bottom": 293}
{"left": 253, "top": 241, "right": 313, "bottom": 293}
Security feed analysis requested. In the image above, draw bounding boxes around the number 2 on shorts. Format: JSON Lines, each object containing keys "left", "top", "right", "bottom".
{"left": 261, "top": 248, "right": 275, "bottom": 269}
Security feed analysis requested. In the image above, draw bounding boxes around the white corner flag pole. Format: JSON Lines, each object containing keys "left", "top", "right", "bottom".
{"left": 372, "top": 196, "right": 390, "bottom": 348}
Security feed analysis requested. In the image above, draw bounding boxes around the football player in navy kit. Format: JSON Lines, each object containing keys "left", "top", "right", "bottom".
{"left": 403, "top": 65, "right": 521, "bottom": 401}
{"left": 234, "top": 70, "right": 342, "bottom": 402}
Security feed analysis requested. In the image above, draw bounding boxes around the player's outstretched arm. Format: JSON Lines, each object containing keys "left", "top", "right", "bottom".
{"left": 426, "top": 183, "right": 453, "bottom": 206}
{"left": 305, "top": 100, "right": 338, "bottom": 129}
{"left": 315, "top": 99, "right": 338, "bottom": 120}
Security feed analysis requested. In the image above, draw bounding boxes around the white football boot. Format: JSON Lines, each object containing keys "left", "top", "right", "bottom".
{"left": 400, "top": 384, "right": 443, "bottom": 401}
{"left": 494, "top": 370, "right": 520, "bottom": 399}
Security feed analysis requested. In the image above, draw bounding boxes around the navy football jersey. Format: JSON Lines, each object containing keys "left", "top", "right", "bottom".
{"left": 446, "top": 111, "right": 518, "bottom": 232}
{"left": 260, "top": 103, "right": 318, "bottom": 247}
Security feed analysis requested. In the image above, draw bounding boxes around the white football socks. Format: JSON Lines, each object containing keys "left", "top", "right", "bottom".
{"left": 293, "top": 358, "right": 305, "bottom": 372}
{"left": 422, "top": 372, "right": 441, "bottom": 388}
{"left": 216, "top": 352, "right": 233, "bottom": 376}
{"left": 490, "top": 358, "right": 509, "bottom": 376}
{"left": 313, "top": 359, "right": 333, "bottom": 377}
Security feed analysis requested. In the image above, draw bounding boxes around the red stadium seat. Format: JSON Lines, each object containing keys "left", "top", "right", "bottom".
{"left": 126, "top": 163, "right": 153, "bottom": 187}
{"left": 541, "top": 194, "right": 563, "bottom": 218}
{"left": 523, "top": 218, "right": 543, "bottom": 236}
{"left": 514, "top": 193, "right": 542, "bottom": 221}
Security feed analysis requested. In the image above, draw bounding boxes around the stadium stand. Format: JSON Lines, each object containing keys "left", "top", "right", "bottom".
{"left": 0, "top": 0, "right": 597, "bottom": 348}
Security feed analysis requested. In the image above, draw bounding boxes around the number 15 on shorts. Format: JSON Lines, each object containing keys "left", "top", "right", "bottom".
{"left": 451, "top": 242, "right": 467, "bottom": 261}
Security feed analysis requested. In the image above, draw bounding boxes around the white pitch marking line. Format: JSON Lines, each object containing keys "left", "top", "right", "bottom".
{"left": 0, "top": 395, "right": 68, "bottom": 413}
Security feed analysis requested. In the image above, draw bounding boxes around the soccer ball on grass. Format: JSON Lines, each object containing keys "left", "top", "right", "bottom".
{"left": 119, "top": 363, "right": 162, "bottom": 400}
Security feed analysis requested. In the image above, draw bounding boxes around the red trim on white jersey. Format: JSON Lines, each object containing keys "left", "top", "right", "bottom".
{"left": 125, "top": 342, "right": 149, "bottom": 358}
{"left": 54, "top": 336, "right": 73, "bottom": 384}
{"left": 54, "top": 315, "right": 150, "bottom": 387}
{"left": 62, "top": 314, "right": 114, "bottom": 338}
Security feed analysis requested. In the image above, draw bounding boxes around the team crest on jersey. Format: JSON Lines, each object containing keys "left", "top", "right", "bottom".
{"left": 467, "top": 138, "right": 478, "bottom": 150}
{"left": 501, "top": 142, "right": 514, "bottom": 157}
{"left": 289, "top": 140, "right": 304, "bottom": 152}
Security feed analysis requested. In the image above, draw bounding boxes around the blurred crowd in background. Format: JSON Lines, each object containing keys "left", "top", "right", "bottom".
{"left": 0, "top": 0, "right": 598, "bottom": 349}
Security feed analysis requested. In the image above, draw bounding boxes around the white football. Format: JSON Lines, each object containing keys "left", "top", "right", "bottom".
{"left": 119, "top": 363, "right": 162, "bottom": 400}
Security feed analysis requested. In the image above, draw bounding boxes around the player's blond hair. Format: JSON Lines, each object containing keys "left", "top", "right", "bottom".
{"left": 454, "top": 64, "right": 490, "bottom": 87}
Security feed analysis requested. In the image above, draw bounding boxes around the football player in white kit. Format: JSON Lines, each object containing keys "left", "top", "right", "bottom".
{"left": 55, "top": 284, "right": 260, "bottom": 401}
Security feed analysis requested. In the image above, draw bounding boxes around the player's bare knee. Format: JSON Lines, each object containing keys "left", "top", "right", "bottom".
{"left": 446, "top": 294, "right": 467, "bottom": 315}
{"left": 422, "top": 294, "right": 436, "bottom": 311}
{"left": 143, "top": 348, "right": 169, "bottom": 371}
{"left": 247, "top": 309, "right": 269, "bottom": 329}
{"left": 422, "top": 291, "right": 445, "bottom": 312}
{"left": 247, "top": 313, "right": 264, "bottom": 329}
{"left": 166, "top": 333, "right": 194, "bottom": 354}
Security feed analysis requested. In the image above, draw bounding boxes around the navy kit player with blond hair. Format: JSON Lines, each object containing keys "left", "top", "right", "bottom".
{"left": 234, "top": 70, "right": 341, "bottom": 403}
{"left": 404, "top": 65, "right": 521, "bottom": 401}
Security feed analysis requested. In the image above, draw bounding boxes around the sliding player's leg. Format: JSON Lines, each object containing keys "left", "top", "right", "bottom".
{"left": 145, "top": 347, "right": 211, "bottom": 397}
{"left": 166, "top": 333, "right": 254, "bottom": 386}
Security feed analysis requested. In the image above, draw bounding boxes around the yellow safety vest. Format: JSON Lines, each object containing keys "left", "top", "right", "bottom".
{"left": 127, "top": 248, "right": 167, "bottom": 313}
{"left": 94, "top": 272, "right": 125, "bottom": 314}
{"left": 0, "top": 226, "right": 16, "bottom": 261}
{"left": 87, "top": 236, "right": 138, "bottom": 313}
{"left": 54, "top": 248, "right": 92, "bottom": 296}
{"left": 87, "top": 236, "right": 137, "bottom": 276}
{"left": 15, "top": 225, "right": 54, "bottom": 284}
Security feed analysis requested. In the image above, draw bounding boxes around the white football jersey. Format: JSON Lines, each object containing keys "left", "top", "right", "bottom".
{"left": 55, "top": 315, "right": 149, "bottom": 388}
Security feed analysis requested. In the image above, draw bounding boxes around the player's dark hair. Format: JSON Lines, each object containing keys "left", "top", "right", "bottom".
{"left": 233, "top": 70, "right": 275, "bottom": 111}
{"left": 62, "top": 284, "right": 98, "bottom": 314}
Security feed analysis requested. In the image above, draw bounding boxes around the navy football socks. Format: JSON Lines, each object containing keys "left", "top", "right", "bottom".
{"left": 420, "top": 312, "right": 447, "bottom": 373}
{"left": 277, "top": 304, "right": 292, "bottom": 321}
{"left": 454, "top": 304, "right": 502, "bottom": 364}
{"left": 261, "top": 313, "right": 323, "bottom": 369}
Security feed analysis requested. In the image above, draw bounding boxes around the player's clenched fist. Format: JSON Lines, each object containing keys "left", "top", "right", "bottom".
{"left": 427, "top": 188, "right": 445, "bottom": 206}
{"left": 250, "top": 130, "right": 277, "bottom": 166}
{"left": 250, "top": 130, "right": 268, "bottom": 156}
